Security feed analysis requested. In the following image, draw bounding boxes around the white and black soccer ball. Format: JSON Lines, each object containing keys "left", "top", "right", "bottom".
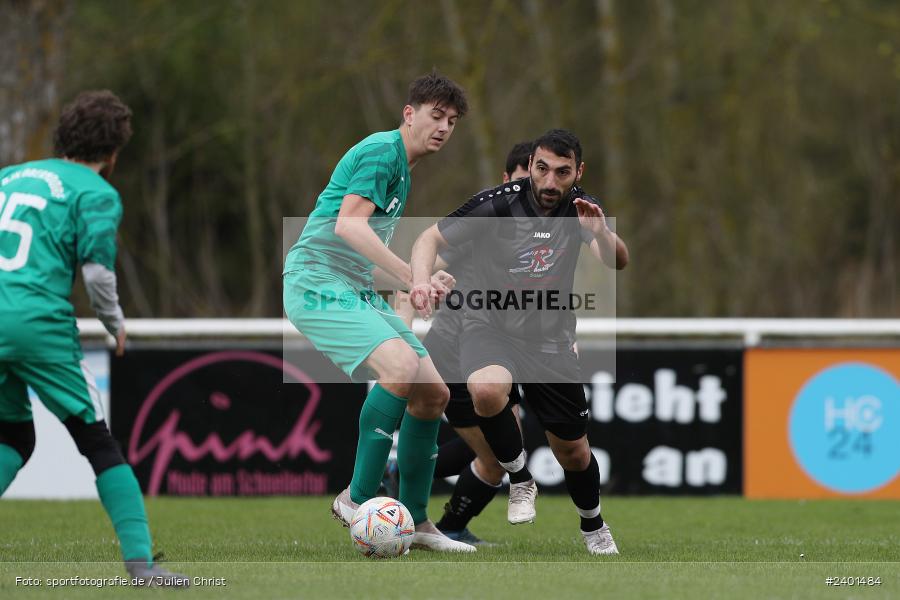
{"left": 349, "top": 497, "right": 415, "bottom": 559}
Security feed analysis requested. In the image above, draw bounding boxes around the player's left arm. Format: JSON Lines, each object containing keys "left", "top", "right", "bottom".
{"left": 574, "top": 197, "right": 629, "bottom": 270}
{"left": 76, "top": 191, "right": 127, "bottom": 355}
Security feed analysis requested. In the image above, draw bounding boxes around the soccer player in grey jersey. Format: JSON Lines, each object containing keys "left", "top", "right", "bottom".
{"left": 409, "top": 129, "right": 628, "bottom": 555}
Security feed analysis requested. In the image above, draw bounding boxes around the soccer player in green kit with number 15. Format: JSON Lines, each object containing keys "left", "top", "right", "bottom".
{"left": 0, "top": 91, "right": 188, "bottom": 586}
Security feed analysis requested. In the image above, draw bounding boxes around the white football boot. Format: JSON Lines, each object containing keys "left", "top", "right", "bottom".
{"left": 330, "top": 486, "right": 358, "bottom": 527}
{"left": 582, "top": 523, "right": 619, "bottom": 555}
{"left": 508, "top": 478, "right": 538, "bottom": 524}
{"left": 410, "top": 520, "right": 477, "bottom": 553}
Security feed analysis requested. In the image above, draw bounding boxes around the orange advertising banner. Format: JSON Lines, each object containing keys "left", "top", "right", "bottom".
{"left": 745, "top": 349, "right": 900, "bottom": 498}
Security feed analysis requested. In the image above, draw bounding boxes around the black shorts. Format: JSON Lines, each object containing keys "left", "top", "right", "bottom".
{"left": 423, "top": 328, "right": 520, "bottom": 429}
{"left": 459, "top": 322, "right": 588, "bottom": 440}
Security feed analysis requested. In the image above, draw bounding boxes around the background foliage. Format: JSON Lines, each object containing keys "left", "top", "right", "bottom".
{"left": 4, "top": 0, "right": 899, "bottom": 317}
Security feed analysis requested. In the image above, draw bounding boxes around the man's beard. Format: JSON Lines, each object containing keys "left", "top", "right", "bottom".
{"left": 533, "top": 183, "right": 573, "bottom": 209}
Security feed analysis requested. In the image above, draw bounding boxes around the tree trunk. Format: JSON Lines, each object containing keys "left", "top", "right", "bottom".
{"left": 440, "top": 0, "right": 495, "bottom": 188}
{"left": 0, "top": 0, "right": 70, "bottom": 166}
{"left": 594, "top": 0, "right": 629, "bottom": 311}
{"left": 240, "top": 0, "right": 267, "bottom": 316}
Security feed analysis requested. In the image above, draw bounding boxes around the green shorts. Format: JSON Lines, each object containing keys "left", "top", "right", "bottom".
{"left": 283, "top": 269, "right": 427, "bottom": 381}
{"left": 0, "top": 359, "right": 104, "bottom": 424}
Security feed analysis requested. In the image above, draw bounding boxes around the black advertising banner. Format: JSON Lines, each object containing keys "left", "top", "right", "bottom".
{"left": 111, "top": 349, "right": 368, "bottom": 496}
{"left": 518, "top": 347, "right": 743, "bottom": 494}
{"left": 112, "top": 346, "right": 742, "bottom": 496}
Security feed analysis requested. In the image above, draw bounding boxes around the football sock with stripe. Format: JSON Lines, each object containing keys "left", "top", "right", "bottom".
{"left": 350, "top": 384, "right": 407, "bottom": 505}
{"left": 564, "top": 453, "right": 604, "bottom": 532}
{"left": 95, "top": 464, "right": 154, "bottom": 564}
{"left": 477, "top": 403, "right": 533, "bottom": 484}
{"left": 433, "top": 436, "right": 476, "bottom": 479}
{"left": 436, "top": 461, "right": 500, "bottom": 532}
{"left": 396, "top": 411, "right": 441, "bottom": 524}
{"left": 0, "top": 443, "right": 23, "bottom": 495}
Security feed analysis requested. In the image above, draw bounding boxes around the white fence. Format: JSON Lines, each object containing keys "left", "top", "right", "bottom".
{"left": 77, "top": 318, "right": 900, "bottom": 347}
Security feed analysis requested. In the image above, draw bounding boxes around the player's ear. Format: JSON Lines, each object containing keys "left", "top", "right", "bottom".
{"left": 100, "top": 151, "right": 119, "bottom": 180}
{"left": 402, "top": 105, "right": 415, "bottom": 127}
{"left": 502, "top": 172, "right": 511, "bottom": 183}
{"left": 575, "top": 161, "right": 585, "bottom": 182}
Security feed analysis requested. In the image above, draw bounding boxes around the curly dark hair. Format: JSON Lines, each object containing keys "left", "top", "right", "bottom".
{"left": 53, "top": 90, "right": 133, "bottom": 162}
{"left": 407, "top": 70, "right": 468, "bottom": 117}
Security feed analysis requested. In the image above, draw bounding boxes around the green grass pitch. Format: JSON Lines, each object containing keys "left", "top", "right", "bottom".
{"left": 1, "top": 496, "right": 897, "bottom": 598}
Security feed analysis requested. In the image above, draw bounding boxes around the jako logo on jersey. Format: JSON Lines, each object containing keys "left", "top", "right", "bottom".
{"left": 509, "top": 246, "right": 557, "bottom": 274}
{"left": 386, "top": 197, "right": 400, "bottom": 213}
{"left": 533, "top": 232, "right": 551, "bottom": 239}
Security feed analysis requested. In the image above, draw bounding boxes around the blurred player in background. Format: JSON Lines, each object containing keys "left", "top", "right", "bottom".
{"left": 410, "top": 129, "right": 628, "bottom": 555}
{"left": 0, "top": 91, "right": 188, "bottom": 585}
{"left": 388, "top": 141, "right": 533, "bottom": 545}
{"left": 283, "top": 71, "right": 475, "bottom": 552}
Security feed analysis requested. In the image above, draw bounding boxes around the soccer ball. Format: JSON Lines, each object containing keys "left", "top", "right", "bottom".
{"left": 349, "top": 497, "right": 415, "bottom": 559}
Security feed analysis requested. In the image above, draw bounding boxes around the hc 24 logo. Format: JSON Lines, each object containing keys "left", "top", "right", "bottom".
{"left": 790, "top": 363, "right": 900, "bottom": 494}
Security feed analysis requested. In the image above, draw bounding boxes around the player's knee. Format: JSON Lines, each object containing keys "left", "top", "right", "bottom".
{"left": 555, "top": 444, "right": 591, "bottom": 471}
{"left": 410, "top": 381, "right": 450, "bottom": 418}
{"left": 432, "top": 382, "right": 450, "bottom": 407}
{"left": 0, "top": 420, "right": 36, "bottom": 465}
{"left": 63, "top": 418, "right": 125, "bottom": 476}
{"left": 468, "top": 382, "right": 507, "bottom": 415}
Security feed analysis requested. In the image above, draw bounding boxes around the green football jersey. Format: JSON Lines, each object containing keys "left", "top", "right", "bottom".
{"left": 283, "top": 129, "right": 411, "bottom": 287}
{"left": 0, "top": 158, "right": 122, "bottom": 361}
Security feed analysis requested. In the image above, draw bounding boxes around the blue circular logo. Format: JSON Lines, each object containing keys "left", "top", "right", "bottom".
{"left": 789, "top": 362, "right": 900, "bottom": 494}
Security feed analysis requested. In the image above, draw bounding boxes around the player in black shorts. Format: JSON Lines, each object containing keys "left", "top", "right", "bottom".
{"left": 409, "top": 129, "right": 628, "bottom": 555}
{"left": 388, "top": 142, "right": 532, "bottom": 545}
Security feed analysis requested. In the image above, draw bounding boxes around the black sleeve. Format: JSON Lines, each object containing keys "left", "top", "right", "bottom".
{"left": 438, "top": 242, "right": 469, "bottom": 267}
{"left": 437, "top": 193, "right": 497, "bottom": 246}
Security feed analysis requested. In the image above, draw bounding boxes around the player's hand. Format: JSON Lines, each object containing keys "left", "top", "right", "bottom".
{"left": 115, "top": 326, "right": 127, "bottom": 357}
{"left": 574, "top": 198, "right": 609, "bottom": 237}
{"left": 430, "top": 270, "right": 456, "bottom": 299}
{"left": 410, "top": 283, "right": 437, "bottom": 319}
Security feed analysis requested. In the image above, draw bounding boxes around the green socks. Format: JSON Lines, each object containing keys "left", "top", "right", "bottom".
{"left": 0, "top": 443, "right": 24, "bottom": 495}
{"left": 349, "top": 385, "right": 443, "bottom": 524}
{"left": 96, "top": 464, "right": 153, "bottom": 565}
{"left": 349, "top": 384, "right": 407, "bottom": 505}
{"left": 1, "top": 444, "right": 153, "bottom": 565}
{"left": 397, "top": 412, "right": 441, "bottom": 524}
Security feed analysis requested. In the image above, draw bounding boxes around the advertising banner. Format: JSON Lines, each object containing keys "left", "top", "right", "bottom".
{"left": 745, "top": 349, "right": 900, "bottom": 498}
{"left": 522, "top": 347, "right": 743, "bottom": 494}
{"left": 111, "top": 346, "right": 743, "bottom": 496}
{"left": 111, "top": 349, "right": 367, "bottom": 496}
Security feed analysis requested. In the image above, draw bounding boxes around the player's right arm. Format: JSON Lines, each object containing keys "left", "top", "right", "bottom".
{"left": 409, "top": 224, "right": 449, "bottom": 318}
{"left": 409, "top": 193, "right": 494, "bottom": 317}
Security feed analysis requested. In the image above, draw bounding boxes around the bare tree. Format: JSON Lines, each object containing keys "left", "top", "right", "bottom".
{"left": 440, "top": 0, "right": 498, "bottom": 189}
{"left": 239, "top": 1, "right": 267, "bottom": 315}
{"left": 0, "top": 0, "right": 70, "bottom": 166}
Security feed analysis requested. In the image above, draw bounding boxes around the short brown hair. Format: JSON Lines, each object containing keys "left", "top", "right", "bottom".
{"left": 407, "top": 70, "right": 468, "bottom": 117}
{"left": 53, "top": 90, "right": 133, "bottom": 162}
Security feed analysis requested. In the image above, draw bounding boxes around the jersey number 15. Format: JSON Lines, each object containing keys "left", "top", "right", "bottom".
{"left": 0, "top": 192, "right": 48, "bottom": 272}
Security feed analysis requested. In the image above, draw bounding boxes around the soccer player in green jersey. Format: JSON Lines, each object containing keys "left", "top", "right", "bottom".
{"left": 0, "top": 91, "right": 188, "bottom": 586}
{"left": 283, "top": 71, "right": 475, "bottom": 552}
